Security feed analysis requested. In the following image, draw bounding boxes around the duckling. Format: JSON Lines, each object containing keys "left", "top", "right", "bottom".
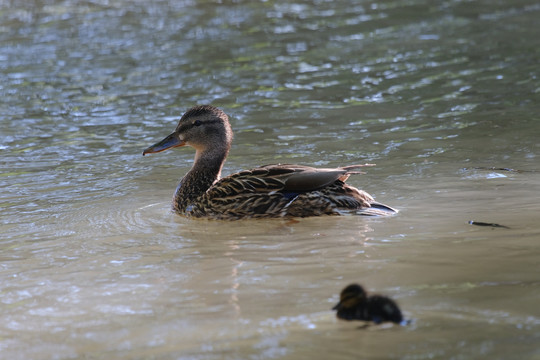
{"left": 332, "top": 283, "right": 404, "bottom": 324}
{"left": 143, "top": 105, "right": 397, "bottom": 220}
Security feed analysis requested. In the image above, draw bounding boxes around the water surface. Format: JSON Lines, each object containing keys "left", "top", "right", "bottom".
{"left": 1, "top": 0, "right": 540, "bottom": 359}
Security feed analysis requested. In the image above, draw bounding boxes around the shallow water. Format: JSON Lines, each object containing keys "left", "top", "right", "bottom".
{"left": 1, "top": 0, "right": 540, "bottom": 359}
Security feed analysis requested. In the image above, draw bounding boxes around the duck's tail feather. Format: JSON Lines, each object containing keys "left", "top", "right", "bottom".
{"left": 358, "top": 202, "right": 399, "bottom": 216}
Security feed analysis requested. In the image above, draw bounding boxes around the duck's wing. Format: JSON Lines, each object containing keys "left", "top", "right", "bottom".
{"left": 201, "top": 167, "right": 292, "bottom": 218}
{"left": 202, "top": 163, "right": 394, "bottom": 219}
{"left": 207, "top": 163, "right": 376, "bottom": 198}
{"left": 205, "top": 166, "right": 287, "bottom": 199}
{"left": 367, "top": 296, "right": 404, "bottom": 324}
{"left": 256, "top": 163, "right": 375, "bottom": 192}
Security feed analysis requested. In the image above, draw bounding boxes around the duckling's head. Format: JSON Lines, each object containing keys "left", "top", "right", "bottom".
{"left": 332, "top": 283, "right": 367, "bottom": 310}
{"left": 143, "top": 105, "right": 233, "bottom": 156}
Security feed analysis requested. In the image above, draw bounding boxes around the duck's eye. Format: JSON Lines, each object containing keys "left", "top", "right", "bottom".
{"left": 193, "top": 120, "right": 202, "bottom": 127}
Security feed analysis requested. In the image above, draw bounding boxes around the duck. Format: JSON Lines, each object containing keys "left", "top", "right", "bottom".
{"left": 142, "top": 105, "right": 397, "bottom": 220}
{"left": 332, "top": 283, "right": 404, "bottom": 324}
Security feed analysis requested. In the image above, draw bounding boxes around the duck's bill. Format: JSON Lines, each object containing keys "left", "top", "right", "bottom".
{"left": 142, "top": 133, "right": 185, "bottom": 155}
{"left": 332, "top": 302, "right": 341, "bottom": 311}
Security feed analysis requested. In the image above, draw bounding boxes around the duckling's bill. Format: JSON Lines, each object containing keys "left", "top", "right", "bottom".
{"left": 143, "top": 132, "right": 185, "bottom": 156}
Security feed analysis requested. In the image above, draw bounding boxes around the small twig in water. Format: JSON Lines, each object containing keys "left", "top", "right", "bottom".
{"left": 468, "top": 220, "right": 510, "bottom": 229}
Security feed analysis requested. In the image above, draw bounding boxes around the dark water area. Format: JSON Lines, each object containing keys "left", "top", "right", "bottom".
{"left": 1, "top": 1, "right": 539, "bottom": 359}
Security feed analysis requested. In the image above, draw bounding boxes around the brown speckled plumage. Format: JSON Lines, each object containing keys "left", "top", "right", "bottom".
{"left": 143, "top": 105, "right": 397, "bottom": 220}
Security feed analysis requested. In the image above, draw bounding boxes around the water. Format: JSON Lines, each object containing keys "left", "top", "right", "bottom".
{"left": 1, "top": 0, "right": 540, "bottom": 358}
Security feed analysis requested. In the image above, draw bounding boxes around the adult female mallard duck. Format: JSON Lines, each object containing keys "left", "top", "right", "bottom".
{"left": 142, "top": 105, "right": 397, "bottom": 220}
{"left": 332, "top": 283, "right": 405, "bottom": 324}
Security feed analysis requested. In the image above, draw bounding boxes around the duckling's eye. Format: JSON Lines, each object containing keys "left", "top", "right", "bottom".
{"left": 193, "top": 120, "right": 202, "bottom": 127}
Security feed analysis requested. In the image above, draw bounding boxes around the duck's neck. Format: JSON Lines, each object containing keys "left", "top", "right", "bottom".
{"left": 173, "top": 148, "right": 228, "bottom": 213}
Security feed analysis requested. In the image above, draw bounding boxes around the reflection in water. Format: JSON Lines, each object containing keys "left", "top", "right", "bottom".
{"left": 225, "top": 239, "right": 243, "bottom": 318}
{"left": 1, "top": 0, "right": 540, "bottom": 359}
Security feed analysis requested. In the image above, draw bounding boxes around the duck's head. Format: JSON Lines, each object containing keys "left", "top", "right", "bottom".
{"left": 332, "top": 283, "right": 367, "bottom": 310}
{"left": 143, "top": 105, "right": 233, "bottom": 156}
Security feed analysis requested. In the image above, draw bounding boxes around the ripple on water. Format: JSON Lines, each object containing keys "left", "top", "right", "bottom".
{"left": 80, "top": 201, "right": 175, "bottom": 236}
